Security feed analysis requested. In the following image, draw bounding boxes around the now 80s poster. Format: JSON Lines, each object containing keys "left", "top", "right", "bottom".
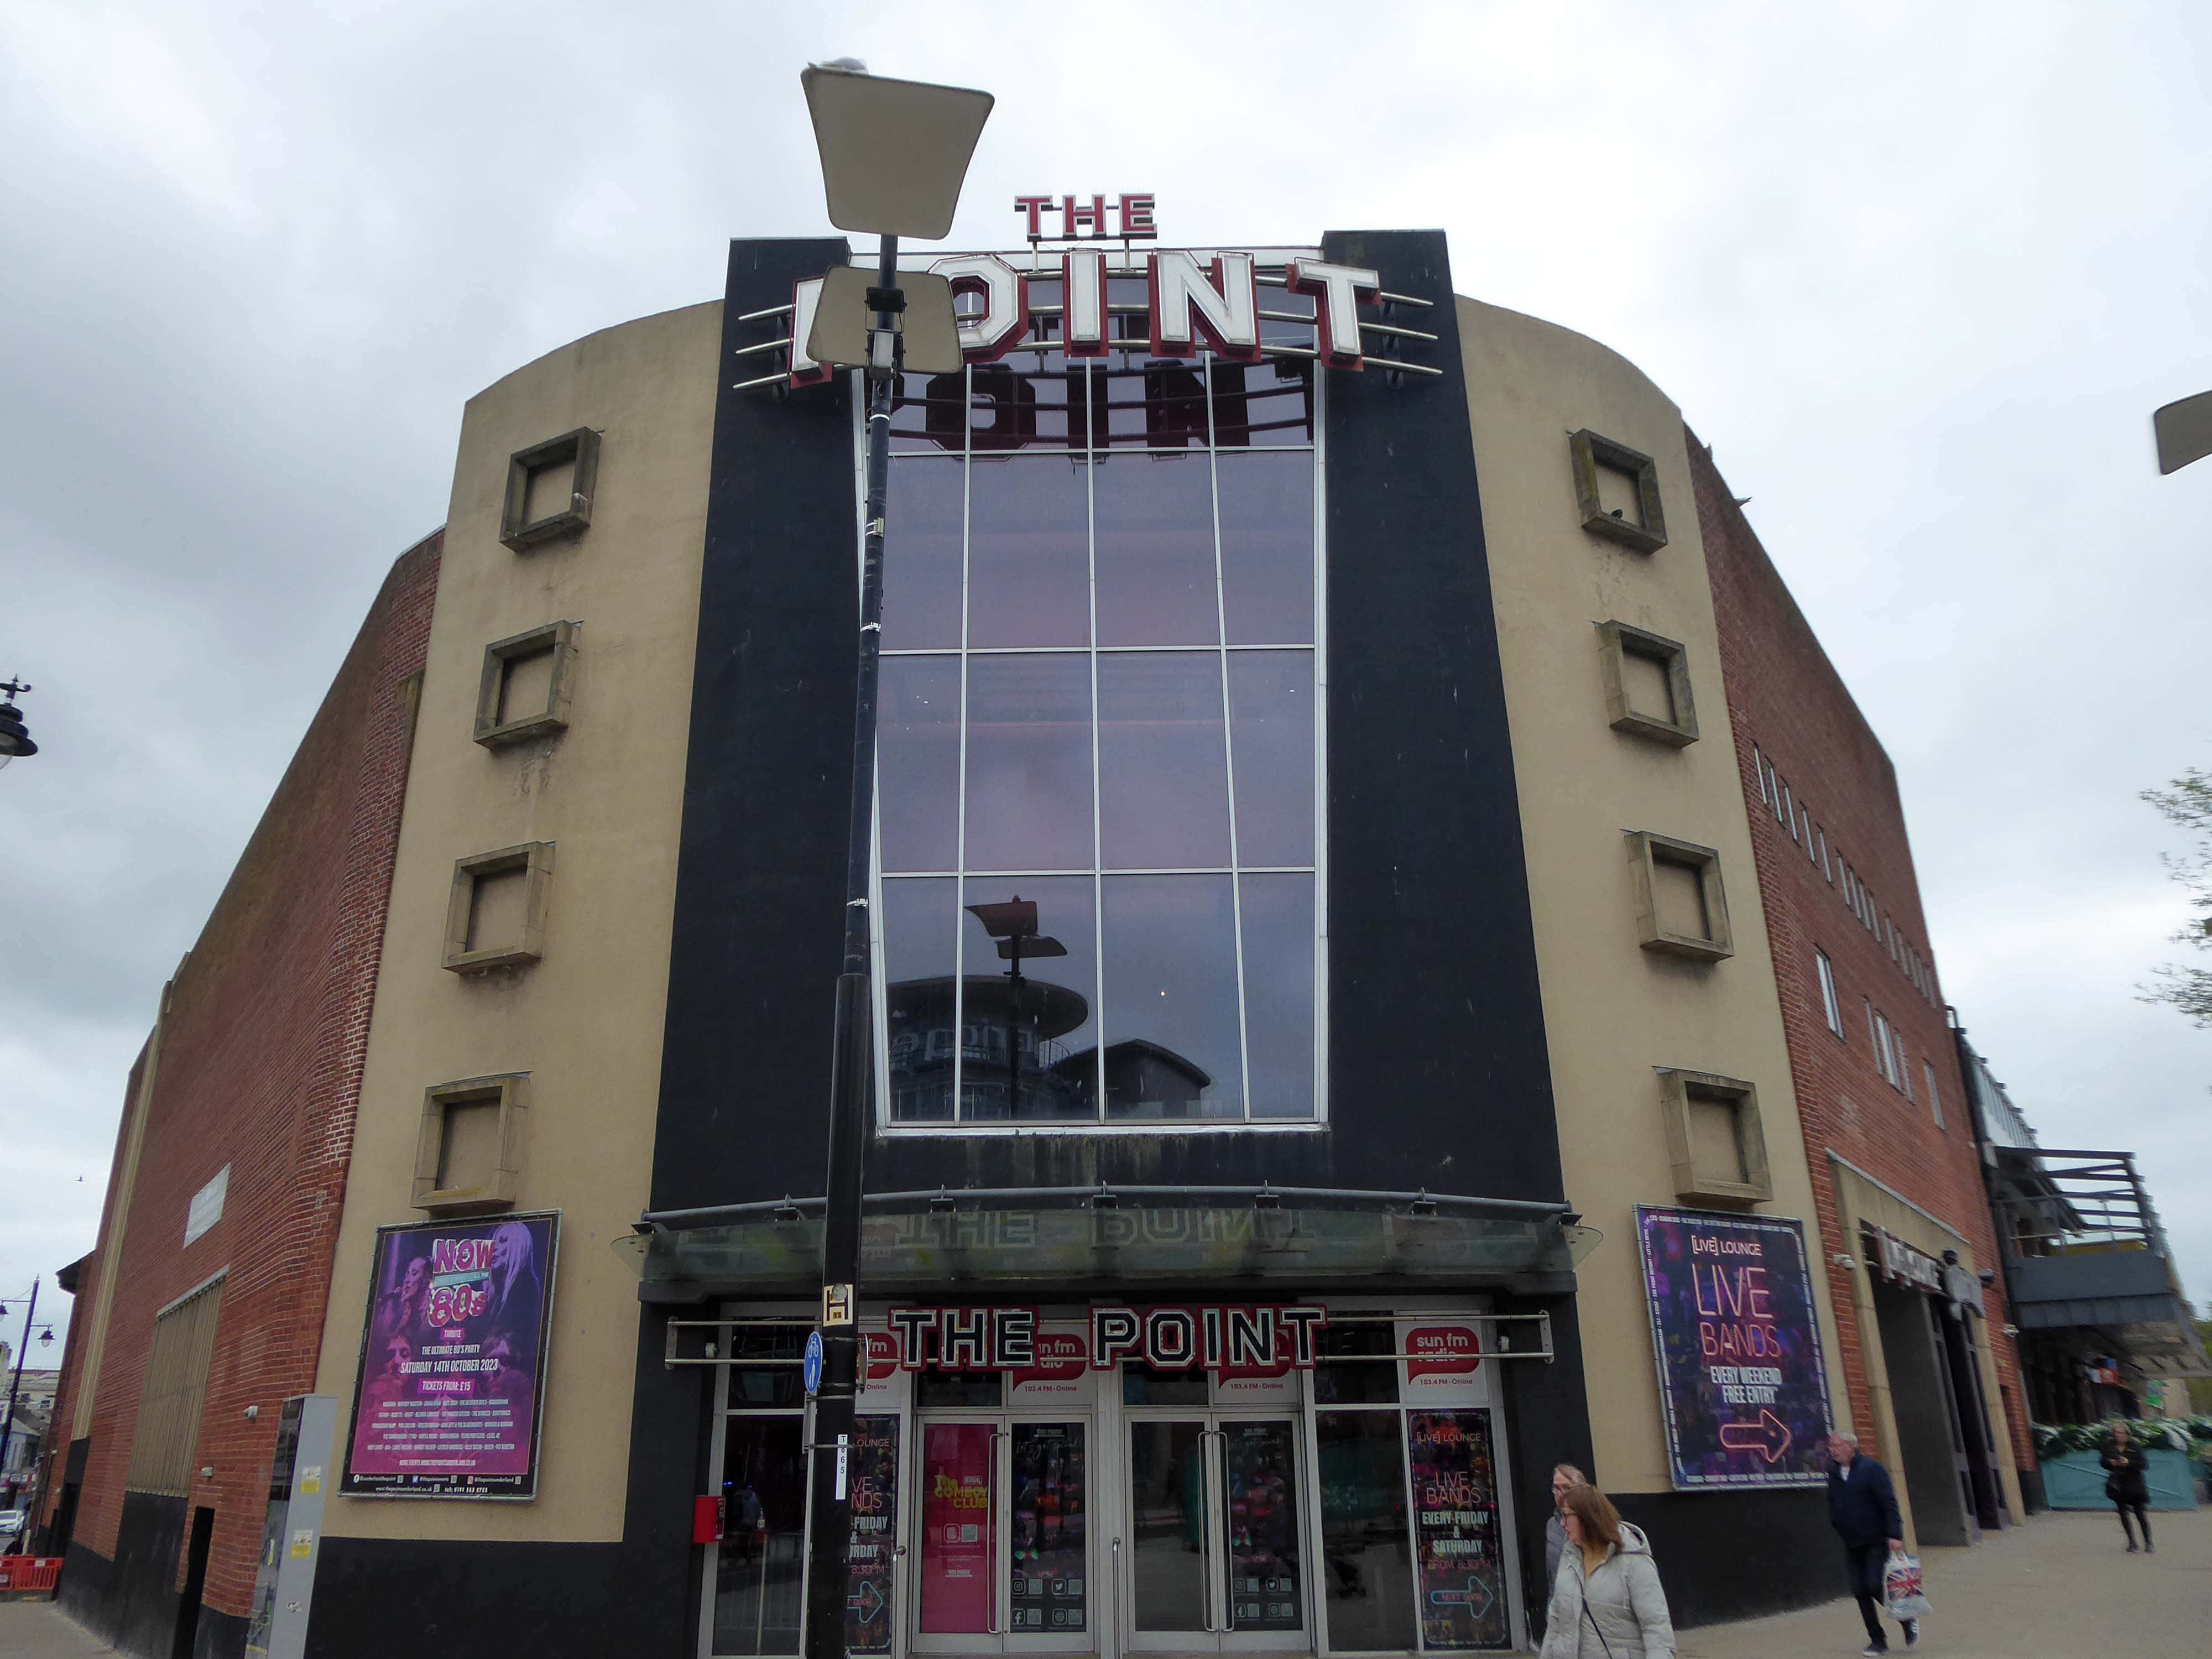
{"left": 342, "top": 1211, "right": 560, "bottom": 1499}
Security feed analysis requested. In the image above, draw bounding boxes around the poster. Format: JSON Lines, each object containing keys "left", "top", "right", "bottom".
{"left": 845, "top": 1416, "right": 901, "bottom": 1654}
{"left": 1635, "top": 1207, "right": 1831, "bottom": 1489}
{"left": 341, "top": 1211, "right": 559, "bottom": 1499}
{"left": 1408, "top": 1411, "right": 1509, "bottom": 1651}
{"left": 919, "top": 1423, "right": 994, "bottom": 1632}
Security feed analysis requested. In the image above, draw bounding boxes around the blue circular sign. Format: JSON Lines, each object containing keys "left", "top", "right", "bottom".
{"left": 803, "top": 1329, "right": 824, "bottom": 1396}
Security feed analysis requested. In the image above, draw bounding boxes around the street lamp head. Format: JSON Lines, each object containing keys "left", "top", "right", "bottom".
{"left": 995, "top": 935, "right": 1066, "bottom": 962}
{"left": 801, "top": 61, "right": 994, "bottom": 240}
{"left": 0, "top": 679, "right": 36, "bottom": 770}
{"left": 966, "top": 896, "right": 1039, "bottom": 940}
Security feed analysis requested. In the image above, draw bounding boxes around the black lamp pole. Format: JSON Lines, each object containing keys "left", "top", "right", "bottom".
{"left": 0, "top": 1278, "right": 38, "bottom": 1501}
{"left": 802, "top": 228, "right": 902, "bottom": 1659}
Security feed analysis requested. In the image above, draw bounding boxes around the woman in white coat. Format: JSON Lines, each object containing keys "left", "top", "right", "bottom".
{"left": 1540, "top": 1485, "right": 1676, "bottom": 1659}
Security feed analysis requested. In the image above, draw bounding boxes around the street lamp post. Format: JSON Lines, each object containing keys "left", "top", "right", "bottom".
{"left": 0, "top": 679, "right": 39, "bottom": 771}
{"left": 0, "top": 1278, "right": 49, "bottom": 1506}
{"left": 797, "top": 62, "right": 993, "bottom": 1659}
{"left": 966, "top": 896, "right": 1066, "bottom": 1118}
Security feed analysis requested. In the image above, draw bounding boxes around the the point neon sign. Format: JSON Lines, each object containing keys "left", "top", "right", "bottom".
{"left": 788, "top": 251, "right": 1385, "bottom": 388}
{"left": 885, "top": 1303, "right": 1327, "bottom": 1373}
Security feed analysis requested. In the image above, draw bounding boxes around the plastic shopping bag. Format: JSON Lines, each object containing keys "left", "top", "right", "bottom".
{"left": 1883, "top": 1552, "right": 1932, "bottom": 1621}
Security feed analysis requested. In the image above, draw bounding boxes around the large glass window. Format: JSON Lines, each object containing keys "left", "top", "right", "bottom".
{"left": 875, "top": 281, "right": 1322, "bottom": 1126}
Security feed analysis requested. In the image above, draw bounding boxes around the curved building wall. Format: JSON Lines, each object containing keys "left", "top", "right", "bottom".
{"left": 310, "top": 300, "right": 722, "bottom": 1545}
{"left": 1460, "top": 299, "right": 1853, "bottom": 1619}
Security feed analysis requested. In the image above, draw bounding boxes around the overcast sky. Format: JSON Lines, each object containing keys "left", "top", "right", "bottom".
{"left": 4, "top": 2, "right": 2208, "bottom": 1354}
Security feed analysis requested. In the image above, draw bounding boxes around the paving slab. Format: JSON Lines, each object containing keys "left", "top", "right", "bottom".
{"left": 1678, "top": 1507, "right": 2211, "bottom": 1659}
{"left": 0, "top": 1599, "right": 119, "bottom": 1656}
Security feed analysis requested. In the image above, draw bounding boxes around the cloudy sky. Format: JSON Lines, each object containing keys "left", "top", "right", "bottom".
{"left": 4, "top": 2, "right": 2208, "bottom": 1349}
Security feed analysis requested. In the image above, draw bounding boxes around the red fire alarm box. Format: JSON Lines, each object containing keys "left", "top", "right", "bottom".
{"left": 693, "top": 1495, "right": 725, "bottom": 1544}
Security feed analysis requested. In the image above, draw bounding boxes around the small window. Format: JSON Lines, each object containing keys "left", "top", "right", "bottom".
{"left": 1925, "top": 1062, "right": 1945, "bottom": 1129}
{"left": 1753, "top": 745, "right": 1768, "bottom": 805}
{"left": 500, "top": 427, "right": 601, "bottom": 551}
{"left": 1872, "top": 1012, "right": 1895, "bottom": 1086}
{"left": 1657, "top": 1069, "right": 1771, "bottom": 1207}
{"left": 413, "top": 1073, "right": 528, "bottom": 1213}
{"left": 1818, "top": 828, "right": 1832, "bottom": 882}
{"left": 1817, "top": 950, "right": 1844, "bottom": 1037}
{"left": 1595, "top": 620, "right": 1699, "bottom": 745}
{"left": 1865, "top": 999, "right": 1881, "bottom": 1067}
{"left": 474, "top": 622, "right": 579, "bottom": 748}
{"left": 1897, "top": 1037, "right": 1914, "bottom": 1102}
{"left": 442, "top": 842, "right": 556, "bottom": 973}
{"left": 1627, "top": 832, "right": 1734, "bottom": 962}
{"left": 1568, "top": 429, "right": 1667, "bottom": 554}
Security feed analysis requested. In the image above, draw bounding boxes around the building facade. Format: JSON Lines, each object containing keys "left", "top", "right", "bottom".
{"left": 44, "top": 230, "right": 2033, "bottom": 1658}
{"left": 1695, "top": 447, "right": 2033, "bottom": 1541}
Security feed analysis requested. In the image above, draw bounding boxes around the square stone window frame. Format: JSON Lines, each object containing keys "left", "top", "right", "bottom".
{"left": 1569, "top": 428, "right": 1668, "bottom": 554}
{"left": 474, "top": 620, "right": 580, "bottom": 748}
{"left": 1595, "top": 619, "right": 1699, "bottom": 747}
{"left": 1626, "top": 830, "right": 1734, "bottom": 962}
{"left": 413, "top": 1072, "right": 528, "bottom": 1213}
{"left": 499, "top": 427, "right": 601, "bottom": 552}
{"left": 1657, "top": 1067, "right": 1773, "bottom": 1207}
{"left": 442, "top": 841, "right": 556, "bottom": 973}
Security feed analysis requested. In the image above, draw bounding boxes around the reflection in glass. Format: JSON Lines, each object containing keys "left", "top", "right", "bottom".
{"left": 1103, "top": 875, "right": 1241, "bottom": 1119}
{"left": 1315, "top": 1322, "right": 1400, "bottom": 1406}
{"left": 963, "top": 655, "right": 1093, "bottom": 873}
{"left": 1315, "top": 1411, "right": 1415, "bottom": 1653}
{"left": 1228, "top": 654, "right": 1314, "bottom": 866}
{"left": 958, "top": 875, "right": 1098, "bottom": 1120}
{"left": 1122, "top": 1363, "right": 1211, "bottom": 1407}
{"left": 1218, "top": 452, "right": 1315, "bottom": 645}
{"left": 1222, "top": 1421, "right": 1303, "bottom": 1632}
{"left": 879, "top": 658, "right": 960, "bottom": 871}
{"left": 1224, "top": 357, "right": 1313, "bottom": 447}
{"left": 1009, "top": 1422, "right": 1088, "bottom": 1632}
{"left": 1129, "top": 1420, "right": 1209, "bottom": 1632}
{"left": 891, "top": 371, "right": 966, "bottom": 454}
{"left": 967, "top": 457, "right": 1088, "bottom": 648}
{"left": 1094, "top": 456, "right": 1218, "bottom": 646}
{"left": 883, "top": 879, "right": 957, "bottom": 1122}
{"left": 882, "top": 457, "right": 965, "bottom": 650}
{"left": 1098, "top": 654, "right": 1231, "bottom": 870}
{"left": 714, "top": 1415, "right": 808, "bottom": 1655}
{"left": 1240, "top": 875, "right": 1316, "bottom": 1120}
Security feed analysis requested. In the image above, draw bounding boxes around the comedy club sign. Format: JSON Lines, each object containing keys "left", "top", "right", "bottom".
{"left": 887, "top": 1303, "right": 1326, "bottom": 1372}
{"left": 1635, "top": 1209, "right": 1831, "bottom": 1491}
{"left": 786, "top": 248, "right": 1396, "bottom": 388}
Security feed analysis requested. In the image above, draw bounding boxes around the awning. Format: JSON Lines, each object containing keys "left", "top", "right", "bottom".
{"left": 613, "top": 1185, "right": 1592, "bottom": 1305}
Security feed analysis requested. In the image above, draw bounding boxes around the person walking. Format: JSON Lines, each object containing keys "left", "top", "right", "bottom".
{"left": 1544, "top": 1463, "right": 1586, "bottom": 1589}
{"left": 1825, "top": 1432, "right": 1916, "bottom": 1655}
{"left": 1539, "top": 1484, "right": 1675, "bottom": 1659}
{"left": 2100, "top": 1422, "right": 2153, "bottom": 1553}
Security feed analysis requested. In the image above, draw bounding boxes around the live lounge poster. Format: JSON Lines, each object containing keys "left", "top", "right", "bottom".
{"left": 342, "top": 1211, "right": 559, "bottom": 1499}
{"left": 1635, "top": 1207, "right": 1830, "bottom": 1489}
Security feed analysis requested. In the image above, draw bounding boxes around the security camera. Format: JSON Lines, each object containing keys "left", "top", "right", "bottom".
{"left": 1831, "top": 1253, "right": 1860, "bottom": 1272}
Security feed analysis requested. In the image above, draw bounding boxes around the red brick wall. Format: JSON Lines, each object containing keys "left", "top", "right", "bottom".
{"left": 55, "top": 531, "right": 440, "bottom": 1618}
{"left": 1690, "top": 438, "right": 2035, "bottom": 1481}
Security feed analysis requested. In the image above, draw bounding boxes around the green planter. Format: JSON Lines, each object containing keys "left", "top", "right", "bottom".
{"left": 2038, "top": 1448, "right": 2200, "bottom": 1511}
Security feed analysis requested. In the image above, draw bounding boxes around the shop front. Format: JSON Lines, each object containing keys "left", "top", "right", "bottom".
{"left": 682, "top": 1300, "right": 1535, "bottom": 1659}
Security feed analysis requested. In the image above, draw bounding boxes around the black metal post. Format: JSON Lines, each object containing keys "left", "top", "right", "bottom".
{"left": 0, "top": 1277, "right": 36, "bottom": 1503}
{"left": 803, "top": 231, "right": 900, "bottom": 1659}
{"left": 1005, "top": 940, "right": 1025, "bottom": 1118}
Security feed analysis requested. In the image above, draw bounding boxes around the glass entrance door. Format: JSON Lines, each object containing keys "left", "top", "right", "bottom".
{"left": 1126, "top": 1417, "right": 1307, "bottom": 1653}
{"left": 914, "top": 1418, "right": 1093, "bottom": 1654}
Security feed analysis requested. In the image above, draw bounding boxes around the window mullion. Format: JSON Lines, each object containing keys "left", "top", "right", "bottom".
{"left": 952, "top": 363, "right": 974, "bottom": 1123}
{"left": 1085, "top": 363, "right": 1107, "bottom": 1122}
{"left": 1205, "top": 354, "right": 1254, "bottom": 1121}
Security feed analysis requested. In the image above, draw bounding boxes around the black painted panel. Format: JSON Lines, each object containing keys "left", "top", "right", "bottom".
{"left": 1609, "top": 1488, "right": 1839, "bottom": 1627}
{"left": 195, "top": 1605, "right": 247, "bottom": 1659}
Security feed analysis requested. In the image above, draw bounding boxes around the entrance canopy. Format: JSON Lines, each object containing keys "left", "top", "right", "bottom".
{"left": 614, "top": 1186, "right": 1588, "bottom": 1305}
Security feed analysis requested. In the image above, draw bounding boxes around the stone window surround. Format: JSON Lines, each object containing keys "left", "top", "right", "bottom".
{"left": 1595, "top": 618, "right": 1699, "bottom": 746}
{"left": 499, "top": 426, "right": 601, "bottom": 552}
{"left": 1626, "top": 830, "right": 1734, "bottom": 962}
{"left": 1657, "top": 1067, "right": 1773, "bottom": 1207}
{"left": 413, "top": 1072, "right": 528, "bottom": 1213}
{"left": 473, "top": 620, "right": 580, "bottom": 748}
{"left": 442, "top": 841, "right": 556, "bottom": 973}
{"left": 1569, "top": 427, "right": 1668, "bottom": 554}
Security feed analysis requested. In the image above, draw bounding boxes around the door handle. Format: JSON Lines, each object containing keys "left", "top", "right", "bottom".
{"left": 1111, "top": 1537, "right": 1123, "bottom": 1641}
{"left": 987, "top": 1428, "right": 1009, "bottom": 1636}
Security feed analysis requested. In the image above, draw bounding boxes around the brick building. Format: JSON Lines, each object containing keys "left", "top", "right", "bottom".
{"left": 40, "top": 533, "right": 439, "bottom": 1656}
{"left": 1695, "top": 445, "right": 2032, "bottom": 1537}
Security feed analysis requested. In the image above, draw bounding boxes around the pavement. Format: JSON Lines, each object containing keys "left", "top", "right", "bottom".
{"left": 1679, "top": 1507, "right": 2211, "bottom": 1659}
{"left": 0, "top": 1510, "right": 2204, "bottom": 1656}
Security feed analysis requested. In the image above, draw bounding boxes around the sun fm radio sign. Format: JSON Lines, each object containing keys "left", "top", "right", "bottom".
{"left": 1635, "top": 1208, "right": 1832, "bottom": 1490}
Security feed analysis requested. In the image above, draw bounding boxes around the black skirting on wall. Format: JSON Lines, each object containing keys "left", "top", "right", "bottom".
{"left": 1609, "top": 1488, "right": 1840, "bottom": 1627}
{"left": 54, "top": 1490, "right": 246, "bottom": 1659}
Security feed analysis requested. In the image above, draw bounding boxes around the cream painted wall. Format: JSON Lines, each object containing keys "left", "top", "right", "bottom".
{"left": 312, "top": 300, "right": 722, "bottom": 1541}
{"left": 1459, "top": 298, "right": 1852, "bottom": 1495}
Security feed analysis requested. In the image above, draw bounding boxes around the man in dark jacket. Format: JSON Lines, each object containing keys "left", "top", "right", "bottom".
{"left": 2100, "top": 1423, "right": 2153, "bottom": 1552}
{"left": 1826, "top": 1433, "right": 1916, "bottom": 1654}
